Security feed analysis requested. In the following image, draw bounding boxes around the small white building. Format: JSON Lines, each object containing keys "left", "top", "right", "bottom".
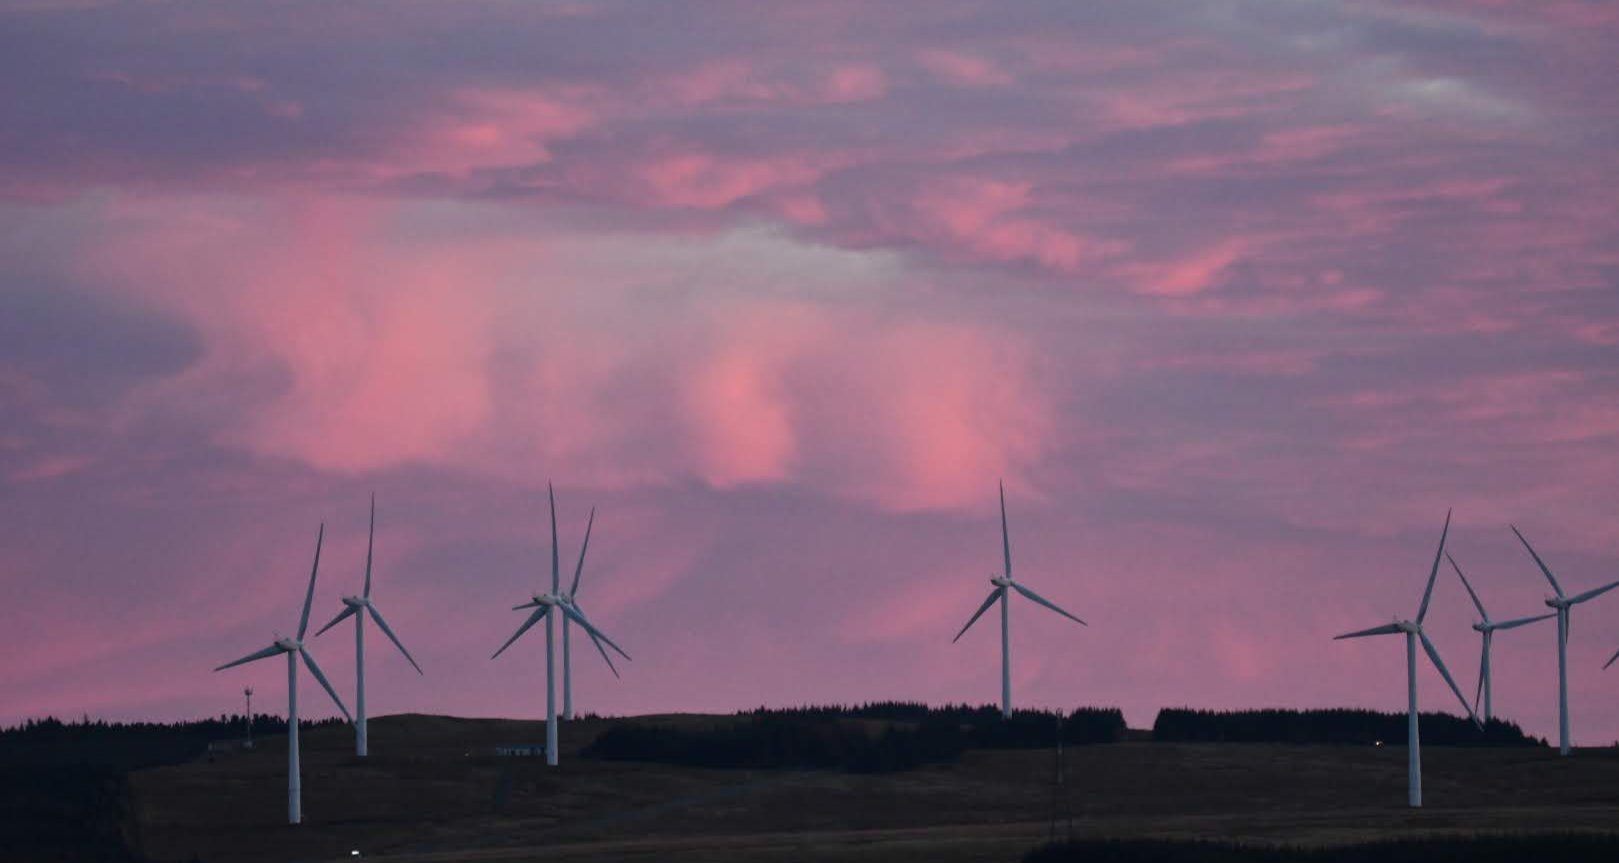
{"left": 494, "top": 744, "right": 546, "bottom": 757}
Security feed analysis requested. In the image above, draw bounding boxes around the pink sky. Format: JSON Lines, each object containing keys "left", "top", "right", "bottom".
{"left": 2, "top": 0, "right": 1618, "bottom": 742}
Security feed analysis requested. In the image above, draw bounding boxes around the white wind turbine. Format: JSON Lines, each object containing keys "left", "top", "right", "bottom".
{"left": 492, "top": 484, "right": 631, "bottom": 765}
{"left": 214, "top": 524, "right": 352, "bottom": 824}
{"left": 555, "top": 506, "right": 627, "bottom": 720}
{"left": 1334, "top": 510, "right": 1478, "bottom": 809}
{"left": 952, "top": 481, "right": 1086, "bottom": 720}
{"left": 1446, "top": 551, "right": 1555, "bottom": 724}
{"left": 1510, "top": 524, "right": 1619, "bottom": 756}
{"left": 313, "top": 494, "right": 422, "bottom": 757}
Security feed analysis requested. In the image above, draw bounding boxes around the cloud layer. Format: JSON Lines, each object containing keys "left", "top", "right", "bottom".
{"left": 1, "top": 0, "right": 1616, "bottom": 741}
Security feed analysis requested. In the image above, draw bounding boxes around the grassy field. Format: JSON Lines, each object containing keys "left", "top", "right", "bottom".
{"left": 127, "top": 713, "right": 1619, "bottom": 862}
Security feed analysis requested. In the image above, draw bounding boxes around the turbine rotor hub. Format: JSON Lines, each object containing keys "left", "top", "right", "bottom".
{"left": 342, "top": 596, "right": 367, "bottom": 608}
{"left": 275, "top": 638, "right": 302, "bottom": 651}
{"left": 991, "top": 576, "right": 1013, "bottom": 588}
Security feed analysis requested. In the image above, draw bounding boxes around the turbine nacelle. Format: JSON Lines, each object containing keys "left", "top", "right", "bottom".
{"left": 1394, "top": 620, "right": 1420, "bottom": 635}
{"left": 1545, "top": 595, "right": 1569, "bottom": 609}
{"left": 533, "top": 592, "right": 562, "bottom": 607}
{"left": 341, "top": 596, "right": 369, "bottom": 609}
{"left": 990, "top": 575, "right": 1014, "bottom": 588}
{"left": 275, "top": 638, "right": 303, "bottom": 651}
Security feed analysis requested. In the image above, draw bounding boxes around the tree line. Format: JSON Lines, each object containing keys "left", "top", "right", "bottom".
{"left": 1150, "top": 708, "right": 1543, "bottom": 747}
{"left": 583, "top": 703, "right": 1129, "bottom": 772}
{"left": 1, "top": 713, "right": 343, "bottom": 863}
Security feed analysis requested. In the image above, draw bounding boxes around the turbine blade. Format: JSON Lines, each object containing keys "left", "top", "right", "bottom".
{"left": 313, "top": 605, "right": 358, "bottom": 638}
{"left": 368, "top": 604, "right": 422, "bottom": 674}
{"left": 999, "top": 481, "right": 1012, "bottom": 579}
{"left": 573, "top": 607, "right": 621, "bottom": 678}
{"left": 1446, "top": 552, "right": 1489, "bottom": 623}
{"left": 364, "top": 493, "right": 375, "bottom": 598}
{"left": 1011, "top": 582, "right": 1086, "bottom": 626}
{"left": 299, "top": 648, "right": 352, "bottom": 722}
{"left": 213, "top": 643, "right": 285, "bottom": 672}
{"left": 1568, "top": 578, "right": 1619, "bottom": 606}
{"left": 560, "top": 603, "right": 630, "bottom": 661}
{"left": 1473, "top": 635, "right": 1485, "bottom": 715}
{"left": 512, "top": 600, "right": 541, "bottom": 610}
{"left": 1490, "top": 611, "right": 1557, "bottom": 631}
{"left": 1416, "top": 509, "right": 1451, "bottom": 625}
{"left": 1605, "top": 644, "right": 1619, "bottom": 671}
{"left": 297, "top": 523, "right": 325, "bottom": 640}
{"left": 571, "top": 603, "right": 623, "bottom": 678}
{"left": 492, "top": 606, "right": 548, "bottom": 660}
{"left": 570, "top": 507, "right": 595, "bottom": 597}
{"left": 549, "top": 482, "right": 560, "bottom": 595}
{"left": 1511, "top": 524, "right": 1564, "bottom": 597}
{"left": 953, "top": 588, "right": 1004, "bottom": 643}
{"left": 1332, "top": 622, "right": 1403, "bottom": 640}
{"left": 1419, "top": 631, "right": 1476, "bottom": 724}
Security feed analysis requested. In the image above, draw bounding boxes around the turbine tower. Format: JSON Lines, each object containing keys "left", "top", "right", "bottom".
{"left": 1335, "top": 510, "right": 1478, "bottom": 808}
{"left": 492, "top": 484, "right": 631, "bottom": 765}
{"left": 1510, "top": 525, "right": 1619, "bottom": 756}
{"left": 1446, "top": 551, "right": 1555, "bottom": 724}
{"left": 313, "top": 494, "right": 422, "bottom": 757}
{"left": 214, "top": 524, "right": 352, "bottom": 824}
{"left": 952, "top": 481, "right": 1087, "bottom": 719}
{"left": 556, "top": 506, "right": 627, "bottom": 720}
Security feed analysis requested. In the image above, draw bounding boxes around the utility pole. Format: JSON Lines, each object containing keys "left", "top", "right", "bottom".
{"left": 244, "top": 688, "right": 254, "bottom": 748}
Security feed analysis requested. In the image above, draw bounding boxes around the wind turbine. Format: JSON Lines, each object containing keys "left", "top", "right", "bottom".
{"left": 1510, "top": 524, "right": 1619, "bottom": 756}
{"left": 492, "top": 484, "right": 631, "bottom": 765}
{"left": 313, "top": 494, "right": 422, "bottom": 756}
{"left": 1446, "top": 551, "right": 1555, "bottom": 724}
{"left": 214, "top": 524, "right": 352, "bottom": 824}
{"left": 952, "top": 481, "right": 1086, "bottom": 720}
{"left": 555, "top": 506, "right": 627, "bottom": 720}
{"left": 1334, "top": 510, "right": 1478, "bottom": 809}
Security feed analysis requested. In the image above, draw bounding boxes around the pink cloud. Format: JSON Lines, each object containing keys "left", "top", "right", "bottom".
{"left": 681, "top": 303, "right": 1056, "bottom": 511}
{"left": 910, "top": 178, "right": 1111, "bottom": 272}
{"left": 1124, "top": 239, "right": 1250, "bottom": 296}
{"left": 63, "top": 193, "right": 1058, "bottom": 514}
{"left": 916, "top": 49, "right": 1012, "bottom": 87}
{"left": 823, "top": 65, "right": 888, "bottom": 102}
{"left": 639, "top": 152, "right": 825, "bottom": 209}
{"left": 663, "top": 60, "right": 886, "bottom": 107}
{"left": 685, "top": 311, "right": 809, "bottom": 487}
{"left": 380, "top": 88, "right": 596, "bottom": 178}
{"left": 10, "top": 454, "right": 98, "bottom": 482}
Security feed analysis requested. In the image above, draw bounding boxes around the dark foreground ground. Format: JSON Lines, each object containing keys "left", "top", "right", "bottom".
{"left": 127, "top": 714, "right": 1619, "bottom": 863}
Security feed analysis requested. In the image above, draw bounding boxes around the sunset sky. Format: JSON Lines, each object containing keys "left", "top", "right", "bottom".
{"left": 2, "top": 0, "right": 1617, "bottom": 743}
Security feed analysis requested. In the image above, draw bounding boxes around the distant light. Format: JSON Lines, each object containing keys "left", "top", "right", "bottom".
{"left": 1374, "top": 740, "right": 1383, "bottom": 747}
{"left": 351, "top": 851, "right": 361, "bottom": 857}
